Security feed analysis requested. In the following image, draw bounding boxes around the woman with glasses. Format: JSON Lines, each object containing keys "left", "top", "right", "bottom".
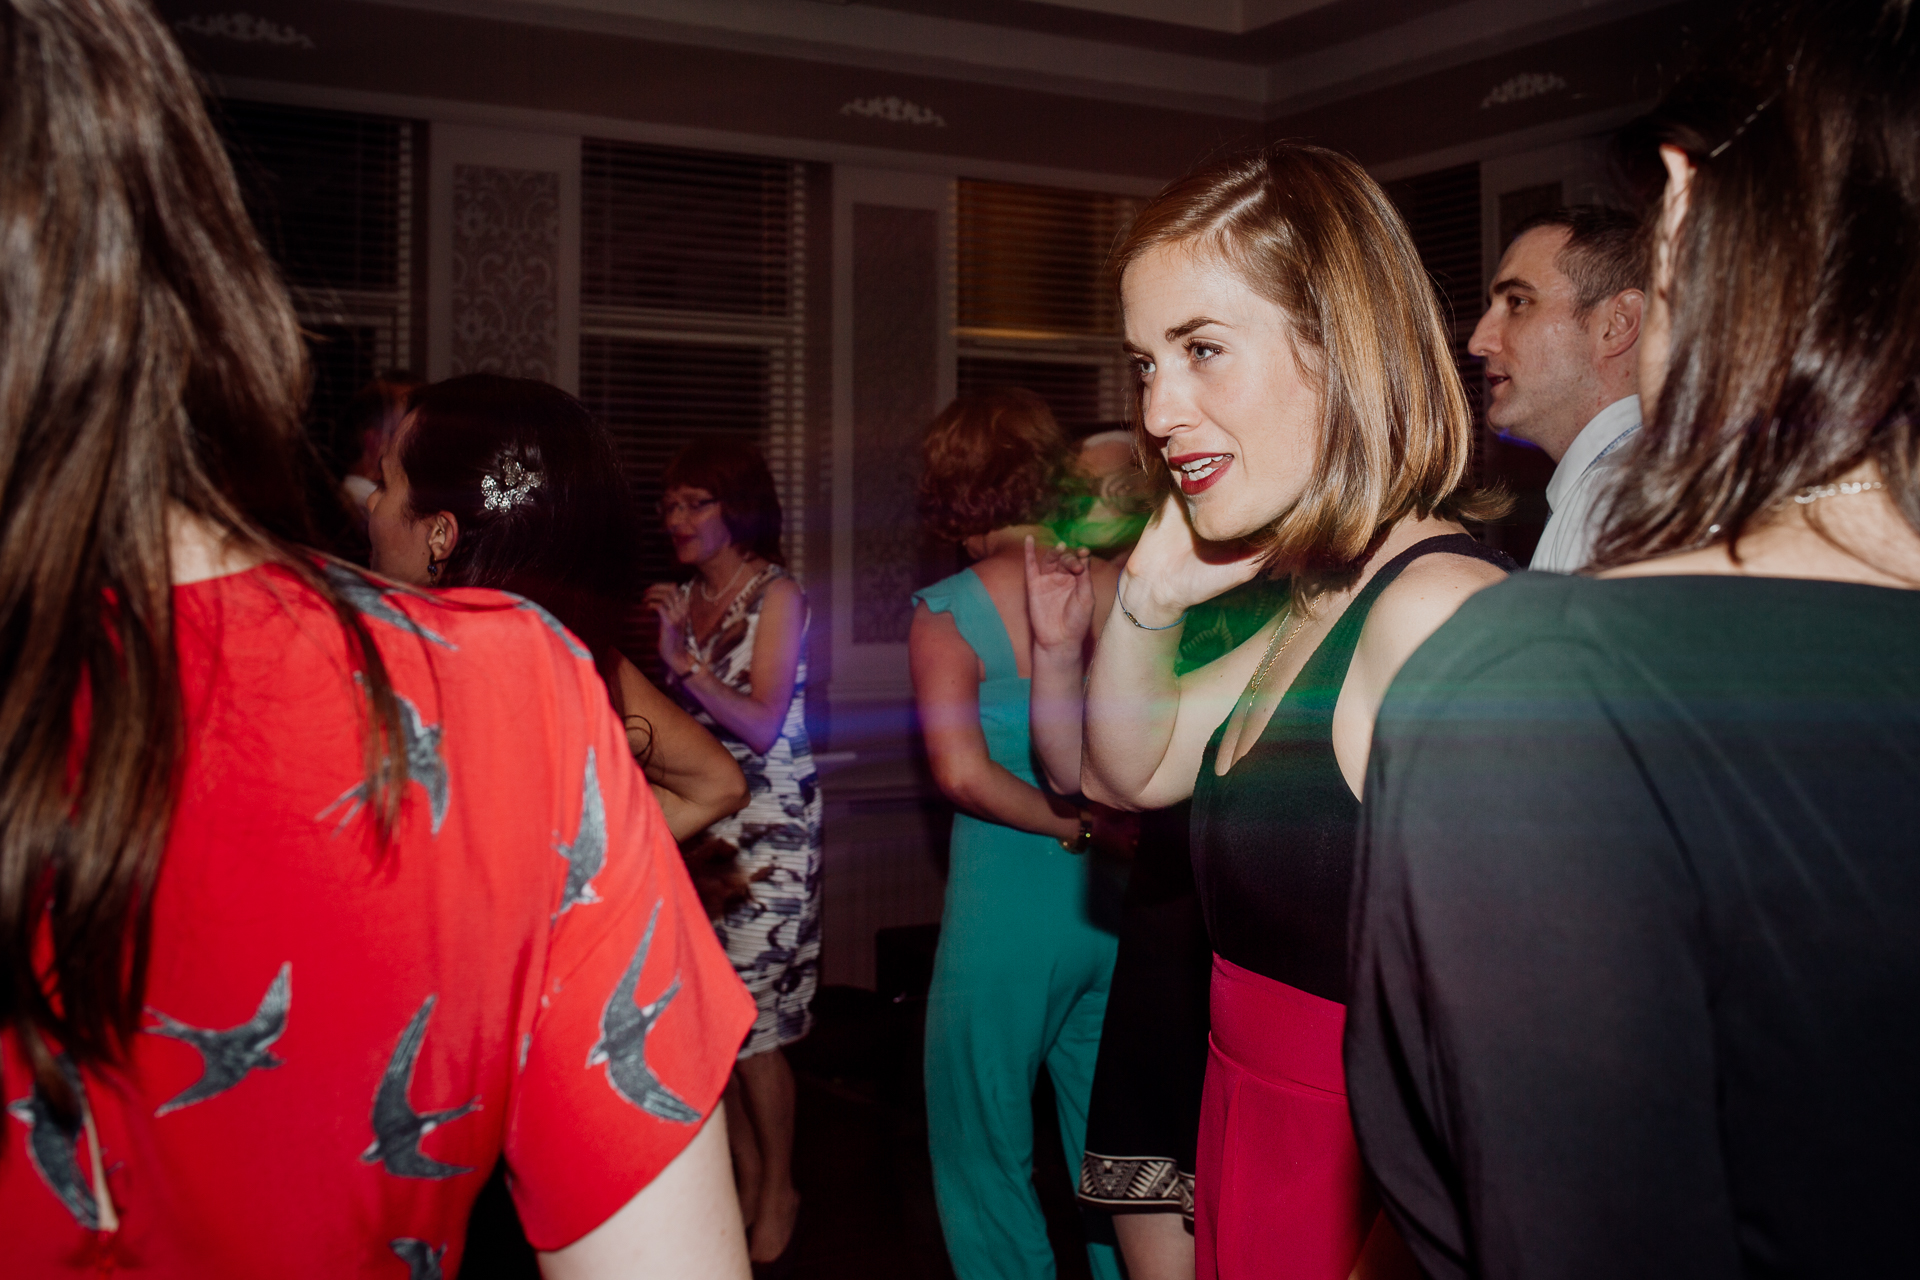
{"left": 643, "top": 439, "right": 818, "bottom": 1274}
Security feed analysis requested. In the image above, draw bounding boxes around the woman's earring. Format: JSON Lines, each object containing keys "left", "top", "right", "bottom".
{"left": 427, "top": 557, "right": 443, "bottom": 583}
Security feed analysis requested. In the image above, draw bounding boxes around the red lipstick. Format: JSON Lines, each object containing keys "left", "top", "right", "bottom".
{"left": 1167, "top": 452, "right": 1233, "bottom": 496}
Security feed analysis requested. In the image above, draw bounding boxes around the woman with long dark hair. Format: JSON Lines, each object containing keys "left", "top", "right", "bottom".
{"left": 0, "top": 3, "right": 752, "bottom": 1273}
{"left": 366, "top": 373, "right": 749, "bottom": 842}
{"left": 1348, "top": 3, "right": 1920, "bottom": 1273}
{"left": 642, "top": 438, "right": 818, "bottom": 1272}
{"left": 1070, "top": 144, "right": 1514, "bottom": 1279}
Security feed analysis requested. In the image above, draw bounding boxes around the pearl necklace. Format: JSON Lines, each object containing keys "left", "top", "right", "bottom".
{"left": 698, "top": 559, "right": 752, "bottom": 603}
{"left": 1794, "top": 480, "right": 1885, "bottom": 505}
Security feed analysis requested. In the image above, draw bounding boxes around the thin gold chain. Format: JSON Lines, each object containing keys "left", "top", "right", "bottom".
{"left": 1244, "top": 606, "right": 1297, "bottom": 702}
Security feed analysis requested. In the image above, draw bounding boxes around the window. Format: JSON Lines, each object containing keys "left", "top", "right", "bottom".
{"left": 953, "top": 178, "right": 1141, "bottom": 433}
{"left": 1387, "top": 161, "right": 1554, "bottom": 561}
{"left": 1383, "top": 162, "right": 1484, "bottom": 429}
{"left": 579, "top": 141, "right": 809, "bottom": 584}
{"left": 215, "top": 100, "right": 420, "bottom": 469}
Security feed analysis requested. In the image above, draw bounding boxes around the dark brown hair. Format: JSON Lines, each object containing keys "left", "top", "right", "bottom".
{"left": 1507, "top": 204, "right": 1647, "bottom": 319}
{"left": 0, "top": 0, "right": 406, "bottom": 1114}
{"left": 401, "top": 375, "right": 635, "bottom": 680}
{"left": 1113, "top": 141, "right": 1505, "bottom": 600}
{"left": 1594, "top": 0, "right": 1920, "bottom": 569}
{"left": 918, "top": 389, "right": 1075, "bottom": 543}
{"left": 661, "top": 437, "right": 786, "bottom": 566}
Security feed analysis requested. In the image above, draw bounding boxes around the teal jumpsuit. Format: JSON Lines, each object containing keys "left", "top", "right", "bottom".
{"left": 913, "top": 569, "right": 1123, "bottom": 1280}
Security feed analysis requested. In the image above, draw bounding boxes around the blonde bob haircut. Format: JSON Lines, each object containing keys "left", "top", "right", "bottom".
{"left": 1114, "top": 141, "right": 1505, "bottom": 599}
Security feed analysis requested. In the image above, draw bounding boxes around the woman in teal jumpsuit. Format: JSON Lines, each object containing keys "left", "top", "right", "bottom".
{"left": 908, "top": 390, "right": 1123, "bottom": 1280}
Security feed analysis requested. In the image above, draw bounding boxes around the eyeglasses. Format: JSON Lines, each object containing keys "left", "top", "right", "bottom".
{"left": 657, "top": 496, "right": 719, "bottom": 520}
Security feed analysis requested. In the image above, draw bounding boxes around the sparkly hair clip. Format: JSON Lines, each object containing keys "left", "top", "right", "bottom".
{"left": 481, "top": 458, "right": 543, "bottom": 512}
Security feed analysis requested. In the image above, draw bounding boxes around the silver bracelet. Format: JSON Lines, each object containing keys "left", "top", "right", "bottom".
{"left": 1117, "top": 579, "right": 1187, "bottom": 631}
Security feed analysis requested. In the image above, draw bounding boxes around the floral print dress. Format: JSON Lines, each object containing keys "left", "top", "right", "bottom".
{"left": 672, "top": 564, "right": 821, "bottom": 1057}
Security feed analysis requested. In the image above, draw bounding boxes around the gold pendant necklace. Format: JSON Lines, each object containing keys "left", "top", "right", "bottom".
{"left": 1244, "top": 607, "right": 1298, "bottom": 703}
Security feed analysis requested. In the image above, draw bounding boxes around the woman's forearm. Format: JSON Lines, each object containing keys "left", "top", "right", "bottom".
{"left": 1029, "top": 640, "right": 1088, "bottom": 795}
{"left": 676, "top": 670, "right": 787, "bottom": 757}
{"left": 638, "top": 726, "right": 750, "bottom": 842}
{"left": 938, "top": 754, "right": 1081, "bottom": 840}
{"left": 1081, "top": 594, "right": 1186, "bottom": 808}
{"left": 618, "top": 659, "right": 750, "bottom": 841}
{"left": 650, "top": 781, "right": 740, "bottom": 845}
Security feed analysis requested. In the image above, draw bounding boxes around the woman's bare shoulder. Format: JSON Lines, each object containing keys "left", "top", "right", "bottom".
{"left": 759, "top": 572, "right": 805, "bottom": 605}
{"left": 968, "top": 552, "right": 1031, "bottom": 614}
{"left": 968, "top": 552, "right": 1026, "bottom": 592}
{"left": 1354, "top": 551, "right": 1511, "bottom": 678}
{"left": 1383, "top": 548, "right": 1511, "bottom": 600}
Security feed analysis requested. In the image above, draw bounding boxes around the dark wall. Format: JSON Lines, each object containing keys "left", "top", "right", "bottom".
{"left": 1264, "top": 1, "right": 1723, "bottom": 167}
{"left": 158, "top": 0, "right": 1260, "bottom": 182}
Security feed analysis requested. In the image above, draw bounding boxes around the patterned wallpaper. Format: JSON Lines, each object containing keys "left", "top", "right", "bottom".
{"left": 450, "top": 163, "right": 559, "bottom": 380}
{"left": 850, "top": 203, "right": 938, "bottom": 645}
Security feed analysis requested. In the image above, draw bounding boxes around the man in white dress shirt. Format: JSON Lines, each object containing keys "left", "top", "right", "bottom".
{"left": 1469, "top": 206, "right": 1646, "bottom": 572}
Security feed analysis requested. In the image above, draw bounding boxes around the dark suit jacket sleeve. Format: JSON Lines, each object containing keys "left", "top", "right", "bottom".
{"left": 1345, "top": 619, "right": 1743, "bottom": 1280}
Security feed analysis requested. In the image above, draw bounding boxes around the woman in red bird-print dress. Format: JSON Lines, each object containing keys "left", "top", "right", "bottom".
{"left": 0, "top": 3, "right": 753, "bottom": 1276}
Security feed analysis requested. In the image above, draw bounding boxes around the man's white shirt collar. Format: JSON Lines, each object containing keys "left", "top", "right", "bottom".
{"left": 1545, "top": 395, "right": 1642, "bottom": 514}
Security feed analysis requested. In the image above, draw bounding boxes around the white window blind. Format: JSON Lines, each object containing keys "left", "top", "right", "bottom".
{"left": 953, "top": 178, "right": 1141, "bottom": 433}
{"left": 216, "top": 100, "right": 418, "bottom": 468}
{"left": 579, "top": 140, "right": 808, "bottom": 583}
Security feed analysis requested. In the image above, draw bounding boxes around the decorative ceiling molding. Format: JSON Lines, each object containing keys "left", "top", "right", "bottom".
{"left": 174, "top": 11, "right": 317, "bottom": 47}
{"left": 379, "top": 0, "right": 1269, "bottom": 113}
{"left": 1258, "top": 0, "right": 1677, "bottom": 117}
{"left": 1481, "top": 72, "right": 1569, "bottom": 109}
{"left": 840, "top": 97, "right": 947, "bottom": 127}
{"left": 206, "top": 73, "right": 1170, "bottom": 195}
{"left": 170, "top": 0, "right": 1712, "bottom": 183}
{"left": 375, "top": 0, "right": 1676, "bottom": 120}
{"left": 1032, "top": 0, "right": 1344, "bottom": 35}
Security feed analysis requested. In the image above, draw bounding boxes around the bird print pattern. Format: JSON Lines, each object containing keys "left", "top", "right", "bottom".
{"left": 4, "top": 1054, "right": 99, "bottom": 1229}
{"left": 147, "top": 962, "right": 291, "bottom": 1115}
{"left": 514, "top": 596, "right": 591, "bottom": 660}
{"left": 362, "top": 995, "right": 481, "bottom": 1179}
{"left": 321, "top": 688, "right": 451, "bottom": 836}
{"left": 391, "top": 1237, "right": 448, "bottom": 1279}
{"left": 671, "top": 565, "right": 822, "bottom": 1057}
{"left": 555, "top": 748, "right": 606, "bottom": 915}
{"left": 324, "top": 564, "right": 456, "bottom": 649}
{"left": 589, "top": 901, "right": 700, "bottom": 1124}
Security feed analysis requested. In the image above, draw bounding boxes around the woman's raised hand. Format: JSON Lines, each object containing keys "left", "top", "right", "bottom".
{"left": 1024, "top": 536, "right": 1096, "bottom": 654}
{"left": 644, "top": 583, "right": 692, "bottom": 674}
{"left": 1121, "top": 493, "right": 1264, "bottom": 622}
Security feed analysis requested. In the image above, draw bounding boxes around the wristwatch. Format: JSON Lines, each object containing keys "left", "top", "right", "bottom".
{"left": 1060, "top": 810, "right": 1093, "bottom": 855}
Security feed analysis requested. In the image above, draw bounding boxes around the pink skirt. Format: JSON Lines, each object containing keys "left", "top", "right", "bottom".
{"left": 1195, "top": 954, "right": 1376, "bottom": 1280}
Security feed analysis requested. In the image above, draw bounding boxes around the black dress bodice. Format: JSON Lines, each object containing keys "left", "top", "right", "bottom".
{"left": 1189, "top": 534, "right": 1514, "bottom": 1001}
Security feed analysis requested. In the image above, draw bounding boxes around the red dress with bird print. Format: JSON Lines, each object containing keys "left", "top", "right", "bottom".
{"left": 0, "top": 563, "right": 754, "bottom": 1275}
